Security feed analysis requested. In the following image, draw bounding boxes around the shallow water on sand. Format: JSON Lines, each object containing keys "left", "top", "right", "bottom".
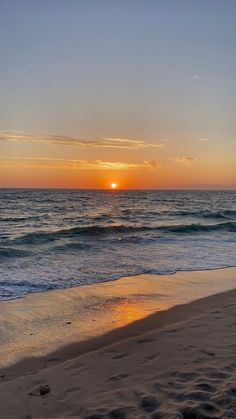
{"left": 1, "top": 269, "right": 236, "bottom": 367}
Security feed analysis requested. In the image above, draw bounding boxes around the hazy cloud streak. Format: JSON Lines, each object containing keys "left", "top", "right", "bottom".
{"left": 175, "top": 157, "right": 196, "bottom": 164}
{"left": 195, "top": 138, "right": 212, "bottom": 142}
{"left": 0, "top": 130, "right": 164, "bottom": 150}
{"left": 0, "top": 156, "right": 160, "bottom": 171}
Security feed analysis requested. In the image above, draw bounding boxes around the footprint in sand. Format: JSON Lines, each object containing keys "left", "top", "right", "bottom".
{"left": 223, "top": 303, "right": 235, "bottom": 308}
{"left": 85, "top": 405, "right": 134, "bottom": 419}
{"left": 174, "top": 390, "right": 210, "bottom": 402}
{"left": 213, "top": 392, "right": 233, "bottom": 408}
{"left": 152, "top": 381, "right": 170, "bottom": 393}
{"left": 136, "top": 337, "right": 155, "bottom": 344}
{"left": 112, "top": 352, "right": 129, "bottom": 359}
{"left": 139, "top": 394, "right": 160, "bottom": 413}
{"left": 194, "top": 382, "right": 216, "bottom": 393}
{"left": 144, "top": 352, "right": 160, "bottom": 364}
{"left": 109, "top": 373, "right": 129, "bottom": 382}
{"left": 108, "top": 406, "right": 134, "bottom": 418}
{"left": 226, "top": 386, "right": 236, "bottom": 397}
{"left": 151, "top": 413, "right": 163, "bottom": 419}
{"left": 207, "top": 370, "right": 230, "bottom": 380}
{"left": 200, "top": 349, "right": 216, "bottom": 357}
{"left": 179, "top": 403, "right": 219, "bottom": 419}
{"left": 173, "top": 371, "right": 199, "bottom": 382}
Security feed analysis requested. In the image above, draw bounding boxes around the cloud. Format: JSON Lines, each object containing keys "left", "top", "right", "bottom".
{"left": 193, "top": 74, "right": 201, "bottom": 80}
{"left": 0, "top": 156, "right": 160, "bottom": 171}
{"left": 175, "top": 157, "right": 196, "bottom": 164}
{"left": 195, "top": 138, "right": 212, "bottom": 142}
{"left": 0, "top": 130, "right": 164, "bottom": 150}
{"left": 160, "top": 138, "right": 172, "bottom": 142}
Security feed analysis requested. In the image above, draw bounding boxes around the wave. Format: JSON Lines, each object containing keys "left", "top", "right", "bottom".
{"left": 2, "top": 209, "right": 235, "bottom": 225}
{"left": 11, "top": 225, "right": 144, "bottom": 245}
{"left": 0, "top": 215, "right": 41, "bottom": 222}
{"left": 1, "top": 263, "right": 236, "bottom": 301}
{"left": 156, "top": 210, "right": 236, "bottom": 220}
{"left": 8, "top": 221, "right": 236, "bottom": 246}
{"left": 117, "top": 209, "right": 236, "bottom": 221}
{"left": 0, "top": 279, "right": 51, "bottom": 290}
{"left": 1, "top": 216, "right": 28, "bottom": 222}
{"left": 162, "top": 222, "right": 236, "bottom": 233}
{"left": 0, "top": 247, "right": 32, "bottom": 259}
{"left": 53, "top": 242, "right": 92, "bottom": 252}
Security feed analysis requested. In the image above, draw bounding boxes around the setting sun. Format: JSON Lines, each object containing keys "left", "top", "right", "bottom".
{"left": 111, "top": 182, "right": 118, "bottom": 189}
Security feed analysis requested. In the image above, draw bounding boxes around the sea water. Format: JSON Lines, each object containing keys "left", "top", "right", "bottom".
{"left": 0, "top": 189, "right": 235, "bottom": 300}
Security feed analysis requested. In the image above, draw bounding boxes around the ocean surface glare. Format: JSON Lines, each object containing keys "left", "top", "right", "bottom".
{"left": 0, "top": 189, "right": 235, "bottom": 300}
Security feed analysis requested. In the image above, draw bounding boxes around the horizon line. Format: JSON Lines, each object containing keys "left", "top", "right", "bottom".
{"left": 0, "top": 187, "right": 235, "bottom": 191}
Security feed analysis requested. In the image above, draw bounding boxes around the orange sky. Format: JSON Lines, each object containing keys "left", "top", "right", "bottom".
{"left": 0, "top": 132, "right": 235, "bottom": 189}
{"left": 1, "top": 3, "right": 236, "bottom": 189}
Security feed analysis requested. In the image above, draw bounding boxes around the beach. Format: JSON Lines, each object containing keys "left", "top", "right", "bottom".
{"left": 0, "top": 268, "right": 236, "bottom": 418}
{"left": 1, "top": 0, "right": 236, "bottom": 416}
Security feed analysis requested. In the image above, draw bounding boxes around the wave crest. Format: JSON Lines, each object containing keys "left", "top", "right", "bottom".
{"left": 8, "top": 221, "right": 236, "bottom": 246}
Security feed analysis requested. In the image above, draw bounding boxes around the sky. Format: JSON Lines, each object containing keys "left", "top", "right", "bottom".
{"left": 0, "top": 0, "right": 235, "bottom": 189}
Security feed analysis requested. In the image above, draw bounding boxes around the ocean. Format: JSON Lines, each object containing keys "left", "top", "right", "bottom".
{"left": 0, "top": 189, "right": 235, "bottom": 301}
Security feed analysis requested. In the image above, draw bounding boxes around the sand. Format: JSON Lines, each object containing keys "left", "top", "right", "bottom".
{"left": 1, "top": 268, "right": 236, "bottom": 369}
{"left": 0, "top": 270, "right": 236, "bottom": 418}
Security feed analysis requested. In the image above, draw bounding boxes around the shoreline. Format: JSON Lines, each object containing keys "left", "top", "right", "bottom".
{"left": 1, "top": 264, "right": 236, "bottom": 304}
{"left": 1, "top": 287, "right": 236, "bottom": 383}
{"left": 1, "top": 268, "right": 236, "bottom": 376}
{"left": 0, "top": 276, "right": 236, "bottom": 417}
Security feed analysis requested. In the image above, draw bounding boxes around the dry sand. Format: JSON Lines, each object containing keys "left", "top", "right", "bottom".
{"left": 0, "top": 270, "right": 236, "bottom": 418}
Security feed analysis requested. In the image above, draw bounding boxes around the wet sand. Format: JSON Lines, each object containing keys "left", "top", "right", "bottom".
{"left": 0, "top": 268, "right": 236, "bottom": 418}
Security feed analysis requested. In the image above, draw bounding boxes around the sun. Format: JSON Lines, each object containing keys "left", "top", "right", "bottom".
{"left": 111, "top": 182, "right": 118, "bottom": 189}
